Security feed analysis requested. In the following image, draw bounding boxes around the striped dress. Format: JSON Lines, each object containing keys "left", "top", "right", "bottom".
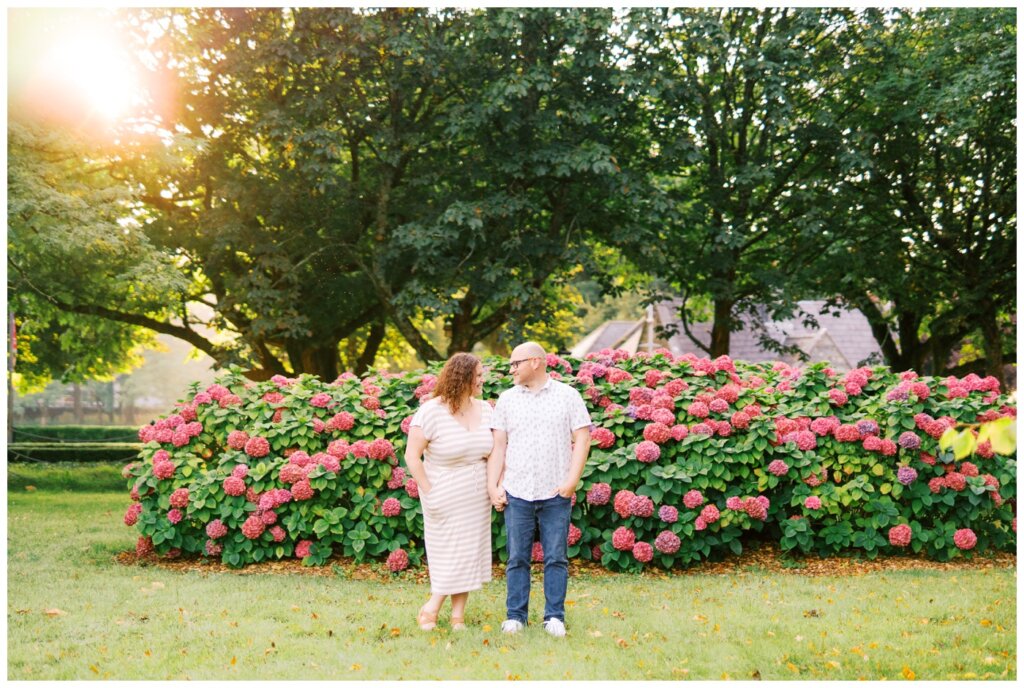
{"left": 411, "top": 398, "right": 494, "bottom": 595}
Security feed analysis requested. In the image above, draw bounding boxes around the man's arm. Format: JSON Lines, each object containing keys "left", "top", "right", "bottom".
{"left": 556, "top": 425, "right": 591, "bottom": 498}
{"left": 487, "top": 429, "right": 508, "bottom": 509}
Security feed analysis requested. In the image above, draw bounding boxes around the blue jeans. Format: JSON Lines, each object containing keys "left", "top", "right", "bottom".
{"left": 504, "top": 493, "right": 572, "bottom": 624}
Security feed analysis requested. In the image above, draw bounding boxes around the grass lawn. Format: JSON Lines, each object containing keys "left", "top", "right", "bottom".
{"left": 7, "top": 487, "right": 1017, "bottom": 681}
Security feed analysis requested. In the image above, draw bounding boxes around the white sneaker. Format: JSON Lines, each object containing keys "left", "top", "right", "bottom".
{"left": 543, "top": 617, "right": 566, "bottom": 637}
{"left": 501, "top": 619, "right": 524, "bottom": 634}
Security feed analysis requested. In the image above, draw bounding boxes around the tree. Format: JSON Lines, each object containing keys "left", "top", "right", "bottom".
{"left": 624, "top": 8, "right": 865, "bottom": 357}
{"left": 6, "top": 120, "right": 189, "bottom": 391}
{"left": 810, "top": 8, "right": 1016, "bottom": 379}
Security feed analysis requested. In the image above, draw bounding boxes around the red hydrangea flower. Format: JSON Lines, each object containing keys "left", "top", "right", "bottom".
{"left": 289, "top": 451, "right": 312, "bottom": 467}
{"left": 834, "top": 424, "right": 861, "bottom": 442}
{"left": 136, "top": 536, "right": 154, "bottom": 558}
{"left": 612, "top": 527, "right": 636, "bottom": 551}
{"left": 645, "top": 369, "right": 665, "bottom": 388}
{"left": 295, "top": 540, "right": 313, "bottom": 558}
{"left": 387, "top": 548, "right": 410, "bottom": 572}
{"left": 829, "top": 389, "right": 848, "bottom": 406}
{"left": 910, "top": 382, "right": 930, "bottom": 400}
{"left": 691, "top": 423, "right": 714, "bottom": 436}
{"left": 206, "top": 519, "right": 228, "bottom": 539}
{"left": 888, "top": 524, "right": 912, "bottom": 547}
{"left": 635, "top": 441, "right": 661, "bottom": 463}
{"left": 651, "top": 392, "right": 675, "bottom": 411}
{"left": 643, "top": 422, "right": 671, "bottom": 444}
{"left": 726, "top": 496, "right": 743, "bottom": 511}
{"left": 167, "top": 508, "right": 183, "bottom": 524}
{"left": 632, "top": 541, "right": 654, "bottom": 563}
{"left": 743, "top": 497, "right": 767, "bottom": 521}
{"left": 205, "top": 540, "right": 223, "bottom": 557}
{"left": 326, "top": 440, "right": 350, "bottom": 459}
{"left": 241, "top": 515, "right": 265, "bottom": 539}
{"left": 269, "top": 526, "right": 286, "bottom": 543}
{"left": 291, "top": 479, "right": 315, "bottom": 501}
{"left": 670, "top": 424, "right": 690, "bottom": 441}
{"left": 405, "top": 479, "right": 420, "bottom": 499}
{"left": 309, "top": 392, "right": 332, "bottom": 408}
{"left": 927, "top": 477, "right": 945, "bottom": 494}
{"left": 862, "top": 435, "right": 883, "bottom": 452}
{"left": 944, "top": 473, "right": 967, "bottom": 491}
{"left": 279, "top": 463, "right": 307, "bottom": 485}
{"left": 651, "top": 408, "right": 676, "bottom": 426}
{"left": 959, "top": 461, "right": 979, "bottom": 477}
{"left": 382, "top": 497, "right": 402, "bottom": 517}
{"left": 568, "top": 524, "right": 583, "bottom": 546}
{"left": 531, "top": 542, "right": 544, "bottom": 562}
{"left": 219, "top": 394, "right": 242, "bottom": 408}
{"left": 953, "top": 528, "right": 977, "bottom": 550}
{"left": 613, "top": 490, "right": 636, "bottom": 518}
{"left": 879, "top": 439, "right": 897, "bottom": 456}
{"left": 244, "top": 436, "right": 271, "bottom": 458}
{"left": 683, "top": 490, "right": 704, "bottom": 509}
{"left": 350, "top": 440, "right": 370, "bottom": 458}
{"left": 919, "top": 452, "right": 936, "bottom": 466}
{"left": 591, "top": 427, "right": 615, "bottom": 449}
{"left": 975, "top": 440, "right": 994, "bottom": 459}
{"left": 663, "top": 379, "right": 688, "bottom": 397}
{"left": 368, "top": 438, "right": 395, "bottom": 461}
{"left": 260, "top": 510, "right": 278, "bottom": 526}
{"left": 709, "top": 398, "right": 729, "bottom": 414}
{"left": 768, "top": 460, "right": 789, "bottom": 477}
{"left": 327, "top": 412, "right": 355, "bottom": 432}
{"left": 361, "top": 396, "right": 381, "bottom": 410}
{"left": 263, "top": 391, "right": 284, "bottom": 404}
{"left": 312, "top": 419, "right": 326, "bottom": 434}
{"left": 731, "top": 412, "right": 751, "bottom": 430}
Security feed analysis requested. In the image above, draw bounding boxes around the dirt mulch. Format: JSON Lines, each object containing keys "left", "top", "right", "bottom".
{"left": 115, "top": 542, "right": 1015, "bottom": 583}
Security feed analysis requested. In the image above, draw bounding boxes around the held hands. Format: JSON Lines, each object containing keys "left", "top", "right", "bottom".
{"left": 489, "top": 484, "right": 508, "bottom": 511}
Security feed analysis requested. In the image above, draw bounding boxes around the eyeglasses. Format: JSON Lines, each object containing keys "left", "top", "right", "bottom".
{"left": 509, "top": 357, "right": 541, "bottom": 371}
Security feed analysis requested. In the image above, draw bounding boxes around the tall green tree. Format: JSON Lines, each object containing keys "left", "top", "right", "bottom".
{"left": 625, "top": 8, "right": 864, "bottom": 357}
{"left": 810, "top": 8, "right": 1016, "bottom": 379}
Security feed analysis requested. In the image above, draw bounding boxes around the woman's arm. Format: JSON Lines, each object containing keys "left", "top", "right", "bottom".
{"left": 403, "top": 426, "right": 432, "bottom": 495}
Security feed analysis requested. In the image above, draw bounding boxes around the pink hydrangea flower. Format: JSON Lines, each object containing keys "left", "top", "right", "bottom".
{"left": 687, "top": 402, "right": 710, "bottom": 419}
{"left": 862, "top": 435, "right": 883, "bottom": 452}
{"left": 889, "top": 524, "right": 912, "bottom": 547}
{"left": 295, "top": 540, "right": 313, "bottom": 558}
{"left": 768, "top": 460, "right": 789, "bottom": 477}
{"left": 241, "top": 515, "right": 265, "bottom": 539}
{"left": 368, "top": 438, "right": 395, "bottom": 461}
{"left": 153, "top": 460, "right": 176, "bottom": 480}
{"left": 327, "top": 439, "right": 351, "bottom": 459}
{"left": 223, "top": 476, "right": 246, "bottom": 496}
{"left": 350, "top": 440, "right": 370, "bottom": 458}
{"left": 804, "top": 496, "right": 822, "bottom": 510}
{"left": 828, "top": 389, "right": 848, "bottom": 406}
{"left": 327, "top": 412, "right": 355, "bottom": 432}
{"left": 531, "top": 542, "right": 545, "bottom": 562}
{"left": 387, "top": 466, "right": 407, "bottom": 490}
{"left": 382, "top": 497, "right": 402, "bottom": 517}
{"left": 206, "top": 519, "right": 228, "bottom": 539}
{"left": 591, "top": 427, "right": 615, "bottom": 449}
{"left": 309, "top": 392, "right": 332, "bottom": 408}
{"left": 654, "top": 530, "right": 681, "bottom": 554}
{"left": 244, "top": 436, "right": 271, "bottom": 458}
{"left": 731, "top": 412, "right": 751, "bottom": 430}
{"left": 612, "top": 527, "right": 636, "bottom": 551}
{"left": 167, "top": 508, "right": 184, "bottom": 524}
{"left": 169, "top": 488, "right": 190, "bottom": 508}
{"left": 953, "top": 528, "right": 977, "bottom": 550}
{"left": 629, "top": 494, "right": 654, "bottom": 518}
{"left": 634, "top": 440, "right": 661, "bottom": 463}
{"left": 361, "top": 396, "right": 381, "bottom": 411}
{"left": 694, "top": 516, "right": 707, "bottom": 531}
{"left": 136, "top": 536, "right": 154, "bottom": 557}
{"left": 670, "top": 424, "right": 690, "bottom": 441}
{"left": 568, "top": 524, "right": 582, "bottom": 546}
{"left": 658, "top": 505, "right": 678, "bottom": 523}
{"left": 691, "top": 423, "right": 714, "bottom": 436}
{"left": 193, "top": 391, "right": 213, "bottom": 405}
{"left": 260, "top": 510, "right": 278, "bottom": 525}
{"left": 587, "top": 483, "right": 612, "bottom": 505}
{"left": 405, "top": 479, "right": 420, "bottom": 499}
{"left": 945, "top": 473, "right": 967, "bottom": 492}
{"left": 204, "top": 540, "right": 223, "bottom": 557}
{"left": 387, "top": 548, "right": 410, "bottom": 572}
{"left": 959, "top": 461, "right": 979, "bottom": 477}
{"left": 743, "top": 497, "right": 767, "bottom": 521}
{"left": 632, "top": 541, "right": 654, "bottom": 563}
{"left": 726, "top": 496, "right": 744, "bottom": 511}
{"left": 683, "top": 490, "right": 704, "bottom": 509}
{"left": 270, "top": 526, "right": 287, "bottom": 543}
{"left": 834, "top": 424, "right": 861, "bottom": 442}
{"left": 700, "top": 504, "right": 720, "bottom": 524}
{"left": 124, "top": 503, "right": 142, "bottom": 526}
{"left": 643, "top": 423, "right": 671, "bottom": 444}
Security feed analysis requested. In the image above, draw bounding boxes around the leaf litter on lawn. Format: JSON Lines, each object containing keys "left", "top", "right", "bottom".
{"left": 115, "top": 540, "right": 1015, "bottom": 580}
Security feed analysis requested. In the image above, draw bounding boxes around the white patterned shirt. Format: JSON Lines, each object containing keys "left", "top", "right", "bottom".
{"left": 489, "top": 376, "right": 592, "bottom": 501}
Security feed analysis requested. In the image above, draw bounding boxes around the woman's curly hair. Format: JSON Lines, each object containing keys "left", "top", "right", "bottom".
{"left": 433, "top": 352, "right": 481, "bottom": 413}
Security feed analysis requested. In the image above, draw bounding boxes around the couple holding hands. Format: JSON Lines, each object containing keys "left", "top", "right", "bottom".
{"left": 403, "top": 342, "right": 592, "bottom": 637}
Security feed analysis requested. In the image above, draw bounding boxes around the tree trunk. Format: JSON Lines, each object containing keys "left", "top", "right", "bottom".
{"left": 979, "top": 307, "right": 1005, "bottom": 386}
{"left": 72, "top": 383, "right": 83, "bottom": 424}
{"left": 355, "top": 322, "right": 386, "bottom": 376}
{"left": 710, "top": 297, "right": 733, "bottom": 358}
{"left": 298, "top": 343, "right": 340, "bottom": 382}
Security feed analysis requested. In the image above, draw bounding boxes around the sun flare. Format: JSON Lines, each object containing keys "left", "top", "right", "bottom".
{"left": 41, "top": 32, "right": 141, "bottom": 122}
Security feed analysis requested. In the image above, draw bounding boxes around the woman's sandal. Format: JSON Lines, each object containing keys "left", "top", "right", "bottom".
{"left": 417, "top": 605, "right": 438, "bottom": 631}
{"left": 451, "top": 616, "right": 467, "bottom": 631}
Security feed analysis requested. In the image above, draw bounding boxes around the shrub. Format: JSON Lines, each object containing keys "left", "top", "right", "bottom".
{"left": 123, "top": 353, "right": 1016, "bottom": 570}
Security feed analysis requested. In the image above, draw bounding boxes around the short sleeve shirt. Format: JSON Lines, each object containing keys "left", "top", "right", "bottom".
{"left": 489, "top": 376, "right": 592, "bottom": 501}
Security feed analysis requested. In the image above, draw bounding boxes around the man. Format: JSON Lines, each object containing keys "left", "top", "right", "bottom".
{"left": 488, "top": 341, "right": 592, "bottom": 637}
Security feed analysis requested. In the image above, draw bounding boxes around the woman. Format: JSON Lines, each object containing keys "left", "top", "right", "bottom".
{"left": 405, "top": 352, "right": 495, "bottom": 631}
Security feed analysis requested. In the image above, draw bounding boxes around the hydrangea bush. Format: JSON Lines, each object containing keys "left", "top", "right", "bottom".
{"left": 123, "top": 351, "right": 1016, "bottom": 572}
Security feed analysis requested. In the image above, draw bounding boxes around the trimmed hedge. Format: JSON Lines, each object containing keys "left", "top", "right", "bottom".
{"left": 122, "top": 352, "right": 1016, "bottom": 570}
{"left": 8, "top": 443, "right": 143, "bottom": 463}
{"left": 13, "top": 425, "right": 139, "bottom": 443}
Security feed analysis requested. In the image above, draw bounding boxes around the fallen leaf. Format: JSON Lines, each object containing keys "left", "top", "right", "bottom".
{"left": 25, "top": 485, "right": 36, "bottom": 492}
{"left": 230, "top": 657, "right": 237, "bottom": 665}
{"left": 588, "top": 630, "right": 603, "bottom": 638}
{"left": 89, "top": 665, "right": 99, "bottom": 674}
{"left": 390, "top": 627, "right": 401, "bottom": 637}
{"left": 44, "top": 608, "right": 66, "bottom": 617}
{"left": 980, "top": 619, "right": 992, "bottom": 627}
{"left": 311, "top": 612, "right": 319, "bottom": 619}
{"left": 482, "top": 624, "right": 492, "bottom": 632}
{"left": 615, "top": 637, "right": 629, "bottom": 648}
{"left": 350, "top": 663, "right": 363, "bottom": 671}
{"left": 786, "top": 662, "right": 800, "bottom": 674}
{"left": 902, "top": 666, "right": 915, "bottom": 680}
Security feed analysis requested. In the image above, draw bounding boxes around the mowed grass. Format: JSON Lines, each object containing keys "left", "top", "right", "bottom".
{"left": 7, "top": 488, "right": 1017, "bottom": 681}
